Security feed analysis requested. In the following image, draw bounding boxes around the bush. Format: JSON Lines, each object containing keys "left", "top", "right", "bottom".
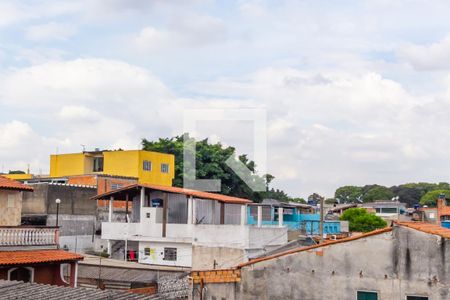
{"left": 340, "top": 208, "right": 387, "bottom": 232}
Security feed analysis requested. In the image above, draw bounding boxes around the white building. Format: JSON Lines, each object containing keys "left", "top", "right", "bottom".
{"left": 93, "top": 184, "right": 288, "bottom": 270}
{"left": 361, "top": 201, "right": 406, "bottom": 220}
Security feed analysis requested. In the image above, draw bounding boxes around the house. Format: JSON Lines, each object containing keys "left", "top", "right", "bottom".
{"left": 49, "top": 149, "right": 175, "bottom": 186}
{"left": 247, "top": 199, "right": 347, "bottom": 237}
{"left": 92, "top": 184, "right": 288, "bottom": 270}
{"left": 361, "top": 200, "right": 406, "bottom": 221}
{"left": 191, "top": 221, "right": 450, "bottom": 300}
{"left": 437, "top": 194, "right": 450, "bottom": 226}
{"left": 20, "top": 182, "right": 98, "bottom": 252}
{"left": 0, "top": 176, "right": 83, "bottom": 287}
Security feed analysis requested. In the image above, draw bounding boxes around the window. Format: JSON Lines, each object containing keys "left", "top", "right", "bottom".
{"left": 111, "top": 183, "right": 123, "bottom": 190}
{"left": 357, "top": 291, "right": 378, "bottom": 300}
{"left": 161, "top": 163, "right": 169, "bottom": 173}
{"left": 406, "top": 296, "right": 428, "bottom": 300}
{"left": 163, "top": 247, "right": 177, "bottom": 261}
{"left": 144, "top": 247, "right": 151, "bottom": 255}
{"left": 93, "top": 157, "right": 104, "bottom": 172}
{"left": 380, "top": 207, "right": 398, "bottom": 214}
{"left": 8, "top": 267, "right": 33, "bottom": 283}
{"left": 143, "top": 160, "right": 152, "bottom": 171}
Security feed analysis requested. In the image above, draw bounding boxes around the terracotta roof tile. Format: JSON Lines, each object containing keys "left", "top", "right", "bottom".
{"left": 0, "top": 176, "right": 33, "bottom": 192}
{"left": 0, "top": 250, "right": 83, "bottom": 266}
{"left": 396, "top": 221, "right": 450, "bottom": 239}
{"left": 92, "top": 183, "right": 252, "bottom": 204}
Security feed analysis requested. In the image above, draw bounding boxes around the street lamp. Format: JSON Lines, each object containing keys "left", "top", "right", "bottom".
{"left": 55, "top": 198, "right": 61, "bottom": 227}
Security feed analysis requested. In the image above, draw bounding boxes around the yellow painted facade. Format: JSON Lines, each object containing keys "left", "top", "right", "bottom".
{"left": 50, "top": 150, "right": 175, "bottom": 186}
{"left": 2, "top": 173, "right": 33, "bottom": 180}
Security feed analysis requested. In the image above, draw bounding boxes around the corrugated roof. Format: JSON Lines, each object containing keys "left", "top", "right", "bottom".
{"left": 0, "top": 176, "right": 33, "bottom": 191}
{"left": 0, "top": 250, "right": 83, "bottom": 266}
{"left": 396, "top": 221, "right": 450, "bottom": 239}
{"left": 92, "top": 183, "right": 252, "bottom": 204}
{"left": 0, "top": 280, "right": 156, "bottom": 300}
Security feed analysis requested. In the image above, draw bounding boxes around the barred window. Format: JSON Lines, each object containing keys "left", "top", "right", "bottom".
{"left": 163, "top": 247, "right": 177, "bottom": 261}
{"left": 143, "top": 160, "right": 152, "bottom": 171}
{"left": 161, "top": 163, "right": 169, "bottom": 173}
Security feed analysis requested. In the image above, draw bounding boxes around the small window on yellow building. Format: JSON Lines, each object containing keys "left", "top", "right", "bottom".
{"left": 143, "top": 160, "right": 152, "bottom": 171}
{"left": 161, "top": 163, "right": 169, "bottom": 173}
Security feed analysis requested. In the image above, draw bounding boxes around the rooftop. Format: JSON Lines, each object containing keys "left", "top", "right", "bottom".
{"left": 231, "top": 222, "right": 450, "bottom": 269}
{"left": 0, "top": 280, "right": 154, "bottom": 300}
{"left": 0, "top": 250, "right": 83, "bottom": 266}
{"left": 92, "top": 183, "right": 252, "bottom": 204}
{"left": 0, "top": 176, "right": 33, "bottom": 192}
{"left": 396, "top": 221, "right": 450, "bottom": 239}
{"left": 362, "top": 201, "right": 406, "bottom": 207}
{"left": 236, "top": 226, "right": 393, "bottom": 269}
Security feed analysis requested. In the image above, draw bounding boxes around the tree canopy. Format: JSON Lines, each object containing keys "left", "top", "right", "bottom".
{"left": 142, "top": 134, "right": 297, "bottom": 202}
{"left": 362, "top": 185, "right": 394, "bottom": 202}
{"left": 333, "top": 182, "right": 450, "bottom": 207}
{"left": 339, "top": 208, "right": 387, "bottom": 232}
{"left": 335, "top": 186, "right": 363, "bottom": 203}
{"left": 419, "top": 189, "right": 450, "bottom": 207}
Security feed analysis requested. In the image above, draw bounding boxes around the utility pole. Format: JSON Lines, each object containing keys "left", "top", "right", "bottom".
{"left": 319, "top": 197, "right": 324, "bottom": 242}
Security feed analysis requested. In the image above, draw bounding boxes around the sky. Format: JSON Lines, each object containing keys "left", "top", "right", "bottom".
{"left": 2, "top": 0, "right": 450, "bottom": 198}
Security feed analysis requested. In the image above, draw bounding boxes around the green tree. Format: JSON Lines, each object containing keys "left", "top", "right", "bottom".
{"left": 325, "top": 198, "right": 337, "bottom": 204}
{"left": 362, "top": 185, "right": 394, "bottom": 202}
{"left": 142, "top": 134, "right": 274, "bottom": 202}
{"left": 335, "top": 186, "right": 363, "bottom": 203}
{"left": 8, "top": 170, "right": 25, "bottom": 174}
{"left": 419, "top": 189, "right": 450, "bottom": 207}
{"left": 290, "top": 197, "right": 307, "bottom": 204}
{"left": 340, "top": 208, "right": 387, "bottom": 232}
{"left": 307, "top": 193, "right": 324, "bottom": 204}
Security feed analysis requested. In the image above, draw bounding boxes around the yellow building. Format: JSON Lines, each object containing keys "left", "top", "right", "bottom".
{"left": 50, "top": 150, "right": 175, "bottom": 186}
{"left": 3, "top": 173, "right": 33, "bottom": 181}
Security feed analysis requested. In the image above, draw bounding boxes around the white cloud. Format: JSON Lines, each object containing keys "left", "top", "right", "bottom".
{"left": 397, "top": 34, "right": 450, "bottom": 70}
{"left": 25, "top": 22, "right": 76, "bottom": 41}
{"left": 133, "top": 14, "right": 227, "bottom": 52}
{"left": 0, "top": 58, "right": 181, "bottom": 174}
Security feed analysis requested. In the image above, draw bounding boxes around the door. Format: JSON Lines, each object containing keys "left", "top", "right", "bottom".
{"left": 357, "top": 291, "right": 378, "bottom": 300}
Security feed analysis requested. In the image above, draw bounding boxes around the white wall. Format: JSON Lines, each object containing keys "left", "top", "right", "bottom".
{"left": 193, "top": 225, "right": 287, "bottom": 250}
{"left": 101, "top": 222, "right": 193, "bottom": 242}
{"left": 138, "top": 241, "right": 192, "bottom": 267}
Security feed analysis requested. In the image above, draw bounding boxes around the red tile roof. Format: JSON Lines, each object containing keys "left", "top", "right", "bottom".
{"left": 0, "top": 176, "right": 33, "bottom": 192}
{"left": 396, "top": 221, "right": 450, "bottom": 239}
{"left": 92, "top": 183, "right": 252, "bottom": 204}
{"left": 0, "top": 250, "right": 83, "bottom": 266}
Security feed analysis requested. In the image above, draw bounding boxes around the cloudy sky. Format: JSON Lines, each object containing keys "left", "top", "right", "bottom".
{"left": 2, "top": 0, "right": 450, "bottom": 198}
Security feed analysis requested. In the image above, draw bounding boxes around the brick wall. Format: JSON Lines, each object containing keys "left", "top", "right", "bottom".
{"left": 191, "top": 269, "right": 241, "bottom": 284}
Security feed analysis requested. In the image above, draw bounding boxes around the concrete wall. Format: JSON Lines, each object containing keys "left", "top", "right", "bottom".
{"left": 22, "top": 183, "right": 97, "bottom": 215}
{"left": 0, "top": 190, "right": 22, "bottom": 226}
{"left": 191, "top": 246, "right": 245, "bottom": 270}
{"left": 194, "top": 226, "right": 450, "bottom": 300}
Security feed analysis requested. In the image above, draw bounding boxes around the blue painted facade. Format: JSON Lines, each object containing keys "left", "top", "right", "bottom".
{"left": 441, "top": 221, "right": 450, "bottom": 229}
{"left": 247, "top": 206, "right": 342, "bottom": 235}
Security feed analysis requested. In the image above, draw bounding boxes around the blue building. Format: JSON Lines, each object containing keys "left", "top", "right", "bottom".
{"left": 247, "top": 199, "right": 343, "bottom": 236}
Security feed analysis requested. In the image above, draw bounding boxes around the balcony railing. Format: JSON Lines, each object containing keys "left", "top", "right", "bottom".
{"left": 0, "top": 226, "right": 59, "bottom": 247}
